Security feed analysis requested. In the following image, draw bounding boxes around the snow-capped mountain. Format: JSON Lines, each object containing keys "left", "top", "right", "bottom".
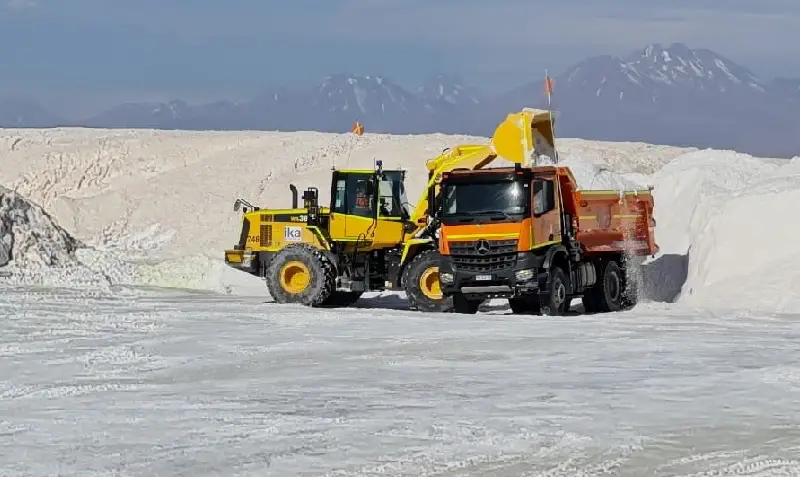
{"left": 3, "top": 43, "right": 799, "bottom": 157}
{"left": 313, "top": 74, "right": 423, "bottom": 116}
{"left": 554, "top": 43, "right": 767, "bottom": 105}
{"left": 494, "top": 42, "right": 799, "bottom": 156}
{"left": 416, "top": 74, "right": 482, "bottom": 107}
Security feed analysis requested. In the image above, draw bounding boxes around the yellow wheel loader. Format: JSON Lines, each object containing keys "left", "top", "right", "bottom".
{"left": 223, "top": 108, "right": 559, "bottom": 311}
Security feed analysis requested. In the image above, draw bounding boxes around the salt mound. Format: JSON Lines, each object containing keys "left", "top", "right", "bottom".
{"left": 646, "top": 149, "right": 800, "bottom": 313}
{"left": 0, "top": 185, "right": 80, "bottom": 268}
{"left": 0, "top": 128, "right": 692, "bottom": 297}
{"left": 0, "top": 183, "right": 262, "bottom": 295}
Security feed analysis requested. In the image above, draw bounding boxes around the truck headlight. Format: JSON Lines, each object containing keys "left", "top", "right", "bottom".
{"left": 439, "top": 272, "right": 454, "bottom": 283}
{"left": 515, "top": 269, "right": 534, "bottom": 281}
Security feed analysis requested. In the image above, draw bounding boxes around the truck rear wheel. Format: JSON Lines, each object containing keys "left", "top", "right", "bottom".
{"left": 582, "top": 259, "right": 624, "bottom": 313}
{"left": 402, "top": 249, "right": 454, "bottom": 313}
{"left": 266, "top": 244, "right": 335, "bottom": 306}
{"left": 540, "top": 266, "right": 570, "bottom": 316}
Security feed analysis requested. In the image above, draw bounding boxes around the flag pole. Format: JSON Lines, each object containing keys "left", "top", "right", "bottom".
{"left": 544, "top": 70, "right": 559, "bottom": 164}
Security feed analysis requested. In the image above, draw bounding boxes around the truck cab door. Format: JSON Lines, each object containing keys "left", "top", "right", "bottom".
{"left": 531, "top": 178, "right": 562, "bottom": 248}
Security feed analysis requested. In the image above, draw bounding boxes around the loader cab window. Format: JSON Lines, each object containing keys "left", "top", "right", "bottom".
{"left": 377, "top": 170, "right": 410, "bottom": 219}
{"left": 332, "top": 173, "right": 376, "bottom": 219}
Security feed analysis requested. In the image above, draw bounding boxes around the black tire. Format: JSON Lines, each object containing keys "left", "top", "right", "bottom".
{"left": 508, "top": 295, "right": 541, "bottom": 315}
{"left": 580, "top": 290, "right": 601, "bottom": 313}
{"left": 266, "top": 244, "right": 335, "bottom": 307}
{"left": 402, "top": 249, "right": 454, "bottom": 312}
{"left": 540, "top": 266, "right": 570, "bottom": 316}
{"left": 582, "top": 259, "right": 623, "bottom": 313}
{"left": 453, "top": 293, "right": 482, "bottom": 314}
{"left": 320, "top": 291, "right": 364, "bottom": 308}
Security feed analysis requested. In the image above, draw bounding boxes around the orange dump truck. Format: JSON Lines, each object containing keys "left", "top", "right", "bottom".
{"left": 436, "top": 164, "right": 658, "bottom": 315}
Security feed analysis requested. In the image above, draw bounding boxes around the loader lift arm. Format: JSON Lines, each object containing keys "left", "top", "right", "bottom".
{"left": 396, "top": 108, "right": 559, "bottom": 312}
{"left": 406, "top": 108, "right": 558, "bottom": 238}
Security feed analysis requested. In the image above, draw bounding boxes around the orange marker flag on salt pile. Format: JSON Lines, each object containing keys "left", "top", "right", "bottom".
{"left": 544, "top": 76, "right": 553, "bottom": 97}
{"left": 351, "top": 121, "right": 364, "bottom": 136}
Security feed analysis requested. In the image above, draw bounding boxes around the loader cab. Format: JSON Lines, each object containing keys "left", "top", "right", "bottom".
{"left": 328, "top": 164, "right": 410, "bottom": 248}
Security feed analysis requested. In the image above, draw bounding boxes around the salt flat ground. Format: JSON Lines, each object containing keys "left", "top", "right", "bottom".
{"left": 3, "top": 286, "right": 800, "bottom": 477}
{"left": 4, "top": 127, "right": 800, "bottom": 475}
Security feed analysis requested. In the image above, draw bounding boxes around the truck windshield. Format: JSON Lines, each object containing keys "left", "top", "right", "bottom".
{"left": 440, "top": 180, "right": 529, "bottom": 222}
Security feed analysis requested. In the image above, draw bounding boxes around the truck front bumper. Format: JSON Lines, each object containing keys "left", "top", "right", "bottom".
{"left": 438, "top": 252, "right": 544, "bottom": 299}
{"left": 224, "top": 249, "right": 258, "bottom": 275}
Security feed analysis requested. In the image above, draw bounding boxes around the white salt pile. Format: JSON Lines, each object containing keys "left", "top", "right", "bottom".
{"left": 0, "top": 185, "right": 81, "bottom": 269}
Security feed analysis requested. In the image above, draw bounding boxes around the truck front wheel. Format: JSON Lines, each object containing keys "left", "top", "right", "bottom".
{"left": 541, "top": 266, "right": 570, "bottom": 316}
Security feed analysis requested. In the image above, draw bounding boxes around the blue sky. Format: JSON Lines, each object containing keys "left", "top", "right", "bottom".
{"left": 2, "top": 0, "right": 799, "bottom": 116}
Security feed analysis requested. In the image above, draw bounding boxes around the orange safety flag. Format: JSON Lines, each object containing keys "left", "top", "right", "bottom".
{"left": 351, "top": 121, "right": 364, "bottom": 135}
{"left": 544, "top": 76, "right": 553, "bottom": 96}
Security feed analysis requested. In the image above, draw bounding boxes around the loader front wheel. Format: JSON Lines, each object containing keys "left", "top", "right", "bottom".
{"left": 266, "top": 244, "right": 335, "bottom": 306}
{"left": 402, "top": 249, "right": 453, "bottom": 313}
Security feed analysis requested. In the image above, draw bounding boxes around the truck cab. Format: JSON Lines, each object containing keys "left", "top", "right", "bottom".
{"left": 436, "top": 165, "right": 566, "bottom": 310}
{"left": 435, "top": 164, "right": 657, "bottom": 315}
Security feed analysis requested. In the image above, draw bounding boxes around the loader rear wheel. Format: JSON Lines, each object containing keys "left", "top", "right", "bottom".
{"left": 402, "top": 249, "right": 453, "bottom": 313}
{"left": 266, "top": 244, "right": 335, "bottom": 306}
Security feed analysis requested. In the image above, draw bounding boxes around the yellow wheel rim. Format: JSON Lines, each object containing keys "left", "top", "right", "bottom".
{"left": 418, "top": 266, "right": 442, "bottom": 300}
{"left": 279, "top": 260, "right": 311, "bottom": 294}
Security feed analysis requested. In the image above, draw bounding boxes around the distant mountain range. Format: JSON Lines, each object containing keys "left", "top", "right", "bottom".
{"left": 2, "top": 43, "right": 799, "bottom": 158}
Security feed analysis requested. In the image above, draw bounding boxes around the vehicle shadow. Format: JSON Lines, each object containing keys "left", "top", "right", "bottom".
{"left": 639, "top": 251, "right": 690, "bottom": 303}
{"left": 279, "top": 250, "right": 690, "bottom": 314}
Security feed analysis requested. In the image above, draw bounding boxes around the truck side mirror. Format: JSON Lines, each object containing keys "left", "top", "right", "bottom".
{"left": 533, "top": 179, "right": 556, "bottom": 217}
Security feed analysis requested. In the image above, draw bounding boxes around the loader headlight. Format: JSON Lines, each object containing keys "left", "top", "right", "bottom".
{"left": 439, "top": 272, "right": 454, "bottom": 284}
{"left": 515, "top": 268, "right": 534, "bottom": 281}
{"left": 242, "top": 251, "right": 255, "bottom": 268}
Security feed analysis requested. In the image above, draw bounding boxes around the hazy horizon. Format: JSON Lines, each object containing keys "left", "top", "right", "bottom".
{"left": 3, "top": 0, "right": 799, "bottom": 117}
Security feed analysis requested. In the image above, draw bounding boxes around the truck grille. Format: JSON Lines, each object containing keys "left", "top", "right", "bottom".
{"left": 260, "top": 224, "right": 273, "bottom": 247}
{"left": 448, "top": 239, "right": 518, "bottom": 273}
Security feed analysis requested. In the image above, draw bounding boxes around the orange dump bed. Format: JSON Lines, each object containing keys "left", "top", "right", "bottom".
{"left": 573, "top": 189, "right": 658, "bottom": 256}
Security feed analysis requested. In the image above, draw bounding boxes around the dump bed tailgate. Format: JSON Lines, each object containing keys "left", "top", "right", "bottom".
{"left": 574, "top": 189, "right": 658, "bottom": 256}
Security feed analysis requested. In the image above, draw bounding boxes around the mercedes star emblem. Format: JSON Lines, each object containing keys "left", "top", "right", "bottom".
{"left": 475, "top": 239, "right": 490, "bottom": 255}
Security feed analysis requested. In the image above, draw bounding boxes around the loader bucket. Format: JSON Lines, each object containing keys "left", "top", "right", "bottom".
{"left": 489, "top": 108, "right": 555, "bottom": 166}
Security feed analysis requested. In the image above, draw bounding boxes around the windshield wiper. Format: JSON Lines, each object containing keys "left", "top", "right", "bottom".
{"left": 475, "top": 210, "right": 514, "bottom": 221}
